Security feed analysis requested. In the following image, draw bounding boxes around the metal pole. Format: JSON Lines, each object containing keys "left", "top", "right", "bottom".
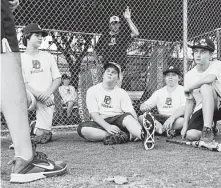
{"left": 216, "top": 29, "right": 221, "bottom": 60}
{"left": 183, "top": 0, "right": 188, "bottom": 73}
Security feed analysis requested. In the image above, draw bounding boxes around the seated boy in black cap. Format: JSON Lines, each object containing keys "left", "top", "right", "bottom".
{"left": 77, "top": 62, "right": 156, "bottom": 150}
{"left": 182, "top": 38, "right": 221, "bottom": 143}
{"left": 139, "top": 66, "right": 186, "bottom": 137}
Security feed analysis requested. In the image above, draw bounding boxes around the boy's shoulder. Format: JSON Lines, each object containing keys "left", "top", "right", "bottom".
{"left": 88, "top": 83, "right": 102, "bottom": 92}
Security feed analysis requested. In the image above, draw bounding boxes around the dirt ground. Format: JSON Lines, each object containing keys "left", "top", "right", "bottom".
{"left": 1, "top": 124, "right": 221, "bottom": 188}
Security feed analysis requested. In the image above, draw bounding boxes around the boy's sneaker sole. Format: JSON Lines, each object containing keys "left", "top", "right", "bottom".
{"left": 142, "top": 112, "right": 155, "bottom": 150}
{"left": 10, "top": 161, "right": 67, "bottom": 183}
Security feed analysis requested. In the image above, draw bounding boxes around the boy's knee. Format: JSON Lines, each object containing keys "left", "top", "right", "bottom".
{"left": 186, "top": 129, "right": 201, "bottom": 141}
{"left": 200, "top": 84, "right": 212, "bottom": 92}
{"left": 138, "top": 115, "right": 143, "bottom": 124}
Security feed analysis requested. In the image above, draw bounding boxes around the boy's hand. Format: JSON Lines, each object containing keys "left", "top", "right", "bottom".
{"left": 181, "top": 126, "right": 188, "bottom": 139}
{"left": 140, "top": 103, "right": 149, "bottom": 112}
{"left": 163, "top": 116, "right": 175, "bottom": 130}
{"left": 38, "top": 92, "right": 51, "bottom": 102}
{"left": 123, "top": 6, "right": 131, "bottom": 19}
{"left": 44, "top": 97, "right": 54, "bottom": 107}
{"left": 105, "top": 125, "right": 121, "bottom": 134}
{"left": 9, "top": 0, "right": 19, "bottom": 12}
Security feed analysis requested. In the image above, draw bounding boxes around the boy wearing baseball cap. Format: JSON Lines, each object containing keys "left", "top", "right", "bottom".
{"left": 182, "top": 38, "right": 221, "bottom": 143}
{"left": 77, "top": 62, "right": 155, "bottom": 150}
{"left": 139, "top": 66, "right": 186, "bottom": 137}
{"left": 21, "top": 23, "right": 62, "bottom": 144}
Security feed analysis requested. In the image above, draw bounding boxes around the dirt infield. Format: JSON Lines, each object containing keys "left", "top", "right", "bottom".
{"left": 1, "top": 124, "right": 221, "bottom": 188}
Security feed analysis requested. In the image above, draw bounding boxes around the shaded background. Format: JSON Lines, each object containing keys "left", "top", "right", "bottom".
{"left": 15, "top": 0, "right": 221, "bottom": 41}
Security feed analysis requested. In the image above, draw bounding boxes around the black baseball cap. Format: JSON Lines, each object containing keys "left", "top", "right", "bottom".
{"left": 188, "top": 38, "right": 215, "bottom": 52}
{"left": 23, "top": 23, "right": 48, "bottom": 37}
{"left": 163, "top": 66, "right": 181, "bottom": 76}
{"left": 103, "top": 62, "right": 121, "bottom": 75}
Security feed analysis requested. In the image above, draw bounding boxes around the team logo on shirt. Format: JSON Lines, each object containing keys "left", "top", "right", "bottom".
{"left": 165, "top": 97, "right": 172, "bottom": 105}
{"left": 104, "top": 95, "right": 111, "bottom": 105}
{"left": 32, "top": 60, "right": 41, "bottom": 69}
{"left": 31, "top": 60, "right": 43, "bottom": 74}
{"left": 102, "top": 95, "right": 113, "bottom": 108}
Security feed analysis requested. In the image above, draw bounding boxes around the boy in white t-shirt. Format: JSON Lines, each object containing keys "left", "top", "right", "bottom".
{"left": 59, "top": 74, "right": 77, "bottom": 117}
{"left": 139, "top": 66, "right": 186, "bottom": 136}
{"left": 21, "top": 23, "right": 61, "bottom": 144}
{"left": 77, "top": 62, "right": 156, "bottom": 150}
{"left": 182, "top": 38, "right": 221, "bottom": 143}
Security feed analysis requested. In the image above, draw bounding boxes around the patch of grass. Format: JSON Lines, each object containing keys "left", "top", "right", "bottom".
{"left": 1, "top": 124, "right": 221, "bottom": 188}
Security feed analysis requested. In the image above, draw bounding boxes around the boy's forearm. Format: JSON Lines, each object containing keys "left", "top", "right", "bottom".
{"left": 46, "top": 78, "right": 61, "bottom": 95}
{"left": 183, "top": 99, "right": 194, "bottom": 126}
{"left": 91, "top": 113, "right": 110, "bottom": 130}
{"left": 126, "top": 18, "right": 139, "bottom": 37}
{"left": 190, "top": 74, "right": 216, "bottom": 90}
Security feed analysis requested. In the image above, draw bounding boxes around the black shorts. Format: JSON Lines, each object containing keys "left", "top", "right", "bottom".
{"left": 187, "top": 108, "right": 221, "bottom": 131}
{"left": 1, "top": 0, "right": 19, "bottom": 53}
{"left": 77, "top": 113, "right": 132, "bottom": 138}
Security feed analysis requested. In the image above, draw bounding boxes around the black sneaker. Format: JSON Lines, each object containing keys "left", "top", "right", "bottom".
{"left": 141, "top": 112, "right": 155, "bottom": 150}
{"left": 103, "top": 131, "right": 129, "bottom": 145}
{"left": 200, "top": 127, "right": 214, "bottom": 143}
{"left": 31, "top": 132, "right": 53, "bottom": 144}
{"left": 30, "top": 120, "right": 53, "bottom": 144}
{"left": 213, "top": 126, "right": 219, "bottom": 136}
{"left": 9, "top": 152, "right": 67, "bottom": 183}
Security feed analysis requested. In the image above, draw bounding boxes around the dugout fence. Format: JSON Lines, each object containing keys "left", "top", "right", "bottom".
{"left": 1, "top": 0, "right": 220, "bottom": 127}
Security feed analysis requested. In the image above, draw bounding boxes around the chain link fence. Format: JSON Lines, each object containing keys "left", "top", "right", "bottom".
{"left": 1, "top": 0, "right": 221, "bottom": 127}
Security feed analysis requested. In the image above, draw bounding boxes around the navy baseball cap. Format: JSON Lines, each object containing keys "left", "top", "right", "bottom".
{"left": 188, "top": 38, "right": 215, "bottom": 52}
{"left": 103, "top": 62, "right": 121, "bottom": 75}
{"left": 23, "top": 23, "right": 48, "bottom": 37}
{"left": 163, "top": 66, "right": 181, "bottom": 76}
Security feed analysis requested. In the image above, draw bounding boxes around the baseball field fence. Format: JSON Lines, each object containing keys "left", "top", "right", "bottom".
{"left": 1, "top": 0, "right": 221, "bottom": 127}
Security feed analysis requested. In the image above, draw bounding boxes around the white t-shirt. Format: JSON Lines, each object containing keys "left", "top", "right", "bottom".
{"left": 86, "top": 83, "right": 134, "bottom": 119}
{"left": 59, "top": 85, "right": 77, "bottom": 103}
{"left": 144, "top": 85, "right": 186, "bottom": 116}
{"left": 184, "top": 60, "right": 221, "bottom": 112}
{"left": 21, "top": 51, "right": 61, "bottom": 92}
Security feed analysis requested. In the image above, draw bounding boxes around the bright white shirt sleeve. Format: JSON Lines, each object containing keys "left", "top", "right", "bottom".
{"left": 120, "top": 90, "right": 134, "bottom": 112}
{"left": 86, "top": 87, "right": 99, "bottom": 114}
{"left": 208, "top": 61, "right": 221, "bottom": 82}
{"left": 49, "top": 54, "right": 61, "bottom": 80}
{"left": 144, "top": 91, "right": 158, "bottom": 109}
